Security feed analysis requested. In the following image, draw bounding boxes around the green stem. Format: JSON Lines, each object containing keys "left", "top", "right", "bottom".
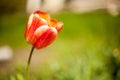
{"left": 26, "top": 46, "right": 35, "bottom": 80}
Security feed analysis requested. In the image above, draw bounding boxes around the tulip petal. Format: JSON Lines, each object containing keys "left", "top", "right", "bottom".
{"left": 34, "top": 10, "right": 50, "bottom": 24}
{"left": 34, "top": 27, "right": 58, "bottom": 49}
{"left": 28, "top": 25, "right": 49, "bottom": 45}
{"left": 27, "top": 14, "right": 34, "bottom": 29}
{"left": 56, "top": 22, "right": 63, "bottom": 32}
{"left": 50, "top": 19, "right": 57, "bottom": 27}
{"left": 25, "top": 14, "right": 47, "bottom": 42}
{"left": 50, "top": 19, "right": 63, "bottom": 32}
{"left": 34, "top": 25, "right": 49, "bottom": 38}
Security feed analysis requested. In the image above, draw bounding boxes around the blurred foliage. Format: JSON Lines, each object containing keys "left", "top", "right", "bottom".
{"left": 0, "top": 1, "right": 120, "bottom": 79}
{"left": 0, "top": 0, "right": 26, "bottom": 14}
{"left": 0, "top": 12, "right": 27, "bottom": 48}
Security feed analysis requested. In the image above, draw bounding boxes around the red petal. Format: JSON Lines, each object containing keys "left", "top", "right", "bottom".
{"left": 56, "top": 22, "right": 63, "bottom": 32}
{"left": 25, "top": 14, "right": 47, "bottom": 43}
{"left": 34, "top": 25, "right": 49, "bottom": 37}
{"left": 30, "top": 25, "right": 49, "bottom": 45}
{"left": 34, "top": 27, "right": 58, "bottom": 49}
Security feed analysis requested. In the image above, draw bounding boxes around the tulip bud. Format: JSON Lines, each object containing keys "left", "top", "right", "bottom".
{"left": 25, "top": 10, "right": 63, "bottom": 49}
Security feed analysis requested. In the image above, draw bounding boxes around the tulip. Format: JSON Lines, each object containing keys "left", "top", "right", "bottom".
{"left": 25, "top": 10, "right": 63, "bottom": 80}
{"left": 25, "top": 10, "right": 63, "bottom": 49}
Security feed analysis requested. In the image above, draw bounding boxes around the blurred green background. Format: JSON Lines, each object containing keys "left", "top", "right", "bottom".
{"left": 0, "top": 0, "right": 120, "bottom": 80}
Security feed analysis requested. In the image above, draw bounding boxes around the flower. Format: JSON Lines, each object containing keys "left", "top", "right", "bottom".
{"left": 25, "top": 10, "right": 63, "bottom": 49}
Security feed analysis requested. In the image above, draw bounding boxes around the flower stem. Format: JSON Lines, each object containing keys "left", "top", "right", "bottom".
{"left": 26, "top": 46, "right": 34, "bottom": 80}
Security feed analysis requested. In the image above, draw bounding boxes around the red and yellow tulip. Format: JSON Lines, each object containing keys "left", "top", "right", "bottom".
{"left": 25, "top": 10, "right": 63, "bottom": 49}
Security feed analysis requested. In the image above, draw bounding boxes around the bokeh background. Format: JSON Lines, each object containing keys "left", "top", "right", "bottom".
{"left": 0, "top": 0, "right": 120, "bottom": 80}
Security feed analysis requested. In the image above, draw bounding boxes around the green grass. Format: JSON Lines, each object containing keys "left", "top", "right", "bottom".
{"left": 0, "top": 10, "right": 120, "bottom": 80}
{"left": 0, "top": 12, "right": 27, "bottom": 47}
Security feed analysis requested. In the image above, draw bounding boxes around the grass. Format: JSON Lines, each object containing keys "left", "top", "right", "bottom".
{"left": 0, "top": 10, "right": 120, "bottom": 80}
{"left": 0, "top": 12, "right": 27, "bottom": 47}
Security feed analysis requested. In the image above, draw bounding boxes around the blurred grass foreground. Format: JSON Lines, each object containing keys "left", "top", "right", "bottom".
{"left": 0, "top": 0, "right": 120, "bottom": 80}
